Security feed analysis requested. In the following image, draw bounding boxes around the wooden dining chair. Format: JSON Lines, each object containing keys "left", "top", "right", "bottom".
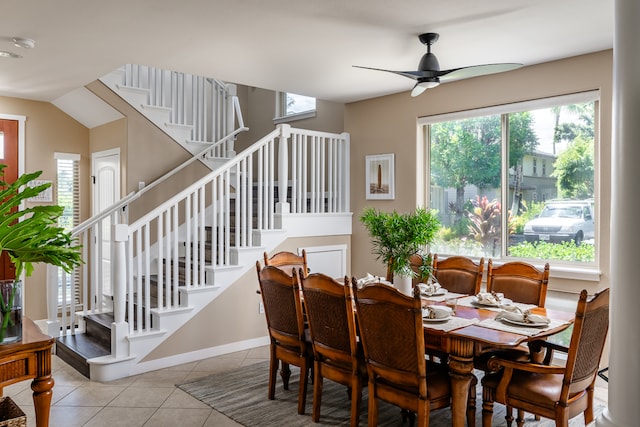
{"left": 486, "top": 260, "right": 550, "bottom": 306}
{"left": 255, "top": 263, "right": 312, "bottom": 415}
{"left": 352, "top": 280, "right": 474, "bottom": 427}
{"left": 298, "top": 270, "right": 366, "bottom": 426}
{"left": 264, "top": 249, "right": 309, "bottom": 277}
{"left": 481, "top": 259, "right": 551, "bottom": 422}
{"left": 432, "top": 254, "right": 484, "bottom": 295}
{"left": 481, "top": 288, "right": 610, "bottom": 427}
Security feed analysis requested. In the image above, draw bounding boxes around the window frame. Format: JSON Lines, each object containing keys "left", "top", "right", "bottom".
{"left": 273, "top": 91, "right": 317, "bottom": 124}
{"left": 55, "top": 152, "right": 81, "bottom": 305}
{"left": 418, "top": 90, "right": 601, "bottom": 281}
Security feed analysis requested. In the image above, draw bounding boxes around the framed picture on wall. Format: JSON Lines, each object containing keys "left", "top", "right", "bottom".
{"left": 26, "top": 179, "right": 53, "bottom": 202}
{"left": 365, "top": 153, "right": 395, "bottom": 200}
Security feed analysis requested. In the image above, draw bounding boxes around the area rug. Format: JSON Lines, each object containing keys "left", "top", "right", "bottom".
{"left": 177, "top": 361, "right": 601, "bottom": 426}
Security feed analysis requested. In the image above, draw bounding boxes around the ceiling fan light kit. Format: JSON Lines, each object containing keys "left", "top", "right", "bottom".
{"left": 355, "top": 32, "right": 522, "bottom": 97}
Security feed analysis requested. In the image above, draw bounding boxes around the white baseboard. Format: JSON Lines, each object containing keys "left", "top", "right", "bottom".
{"left": 129, "top": 335, "right": 270, "bottom": 375}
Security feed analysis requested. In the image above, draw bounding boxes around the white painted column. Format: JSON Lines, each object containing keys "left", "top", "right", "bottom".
{"left": 597, "top": 1, "right": 640, "bottom": 426}
{"left": 111, "top": 223, "right": 130, "bottom": 358}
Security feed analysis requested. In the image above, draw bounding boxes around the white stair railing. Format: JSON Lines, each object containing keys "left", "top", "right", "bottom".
{"left": 48, "top": 124, "right": 350, "bottom": 360}
{"left": 118, "top": 125, "right": 350, "bottom": 336}
{"left": 121, "top": 64, "right": 241, "bottom": 158}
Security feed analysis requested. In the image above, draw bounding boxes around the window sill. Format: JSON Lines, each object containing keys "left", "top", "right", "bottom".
{"left": 273, "top": 110, "right": 316, "bottom": 125}
{"left": 488, "top": 259, "right": 600, "bottom": 282}
{"left": 547, "top": 265, "right": 601, "bottom": 282}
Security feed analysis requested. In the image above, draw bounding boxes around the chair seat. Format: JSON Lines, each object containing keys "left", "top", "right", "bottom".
{"left": 375, "top": 364, "right": 452, "bottom": 408}
{"left": 483, "top": 370, "right": 560, "bottom": 409}
{"left": 425, "top": 365, "right": 453, "bottom": 401}
{"left": 318, "top": 354, "right": 368, "bottom": 377}
{"left": 483, "top": 370, "right": 588, "bottom": 412}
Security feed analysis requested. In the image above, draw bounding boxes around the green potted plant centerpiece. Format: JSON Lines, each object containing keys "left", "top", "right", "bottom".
{"left": 0, "top": 164, "right": 83, "bottom": 343}
{"left": 360, "top": 207, "right": 440, "bottom": 294}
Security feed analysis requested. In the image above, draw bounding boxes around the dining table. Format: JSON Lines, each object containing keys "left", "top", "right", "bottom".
{"left": 419, "top": 292, "right": 575, "bottom": 427}
{"left": 0, "top": 317, "right": 55, "bottom": 427}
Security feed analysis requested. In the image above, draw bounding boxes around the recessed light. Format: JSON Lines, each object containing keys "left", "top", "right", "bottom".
{"left": 12, "top": 37, "right": 35, "bottom": 49}
{"left": 0, "top": 51, "right": 22, "bottom": 59}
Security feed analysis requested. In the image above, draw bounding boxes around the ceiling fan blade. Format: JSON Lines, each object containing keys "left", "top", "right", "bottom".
{"left": 411, "top": 83, "right": 428, "bottom": 97}
{"left": 354, "top": 33, "right": 522, "bottom": 97}
{"left": 439, "top": 63, "right": 522, "bottom": 83}
{"left": 353, "top": 65, "right": 438, "bottom": 80}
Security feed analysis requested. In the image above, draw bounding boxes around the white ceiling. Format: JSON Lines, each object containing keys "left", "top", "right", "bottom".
{"left": 1, "top": 0, "right": 614, "bottom": 105}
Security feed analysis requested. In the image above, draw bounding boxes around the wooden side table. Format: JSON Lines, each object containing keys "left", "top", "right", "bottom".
{"left": 0, "top": 317, "right": 55, "bottom": 427}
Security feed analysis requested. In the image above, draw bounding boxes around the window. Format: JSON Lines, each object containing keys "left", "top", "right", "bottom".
{"left": 56, "top": 153, "right": 80, "bottom": 304}
{"left": 421, "top": 91, "right": 598, "bottom": 266}
{"left": 274, "top": 92, "right": 316, "bottom": 123}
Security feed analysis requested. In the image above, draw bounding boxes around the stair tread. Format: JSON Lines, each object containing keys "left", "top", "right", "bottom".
{"left": 57, "top": 334, "right": 111, "bottom": 359}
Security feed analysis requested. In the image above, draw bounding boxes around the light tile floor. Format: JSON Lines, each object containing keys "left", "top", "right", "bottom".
{"left": 3, "top": 345, "right": 608, "bottom": 427}
{"left": 3, "top": 346, "right": 271, "bottom": 427}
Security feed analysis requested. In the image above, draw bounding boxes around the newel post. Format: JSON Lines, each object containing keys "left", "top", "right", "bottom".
{"left": 111, "top": 223, "right": 129, "bottom": 358}
{"left": 276, "top": 123, "right": 291, "bottom": 214}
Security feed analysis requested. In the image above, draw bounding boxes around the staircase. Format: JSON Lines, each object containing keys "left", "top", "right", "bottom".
{"left": 49, "top": 65, "right": 351, "bottom": 381}
{"left": 99, "top": 65, "right": 243, "bottom": 167}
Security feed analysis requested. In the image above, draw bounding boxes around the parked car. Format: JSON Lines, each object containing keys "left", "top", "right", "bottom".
{"left": 523, "top": 200, "right": 595, "bottom": 245}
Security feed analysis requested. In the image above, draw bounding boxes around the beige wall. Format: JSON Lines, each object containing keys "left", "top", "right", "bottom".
{"left": 0, "top": 95, "right": 91, "bottom": 319}
{"left": 345, "top": 50, "right": 613, "bottom": 298}
{"left": 143, "top": 235, "right": 350, "bottom": 362}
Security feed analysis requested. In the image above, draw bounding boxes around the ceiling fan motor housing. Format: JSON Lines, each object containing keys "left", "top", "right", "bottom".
{"left": 418, "top": 52, "right": 440, "bottom": 73}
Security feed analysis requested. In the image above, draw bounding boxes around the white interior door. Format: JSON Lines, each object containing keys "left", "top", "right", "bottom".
{"left": 92, "top": 149, "right": 121, "bottom": 297}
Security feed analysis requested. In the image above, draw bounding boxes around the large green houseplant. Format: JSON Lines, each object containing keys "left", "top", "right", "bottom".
{"left": 360, "top": 207, "right": 440, "bottom": 280}
{"left": 0, "top": 164, "right": 83, "bottom": 342}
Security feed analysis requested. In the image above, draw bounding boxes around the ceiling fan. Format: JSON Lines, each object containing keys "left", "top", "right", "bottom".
{"left": 354, "top": 33, "right": 522, "bottom": 97}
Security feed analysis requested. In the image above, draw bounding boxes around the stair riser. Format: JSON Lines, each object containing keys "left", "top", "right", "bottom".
{"left": 85, "top": 317, "right": 112, "bottom": 350}
{"left": 55, "top": 340, "right": 91, "bottom": 378}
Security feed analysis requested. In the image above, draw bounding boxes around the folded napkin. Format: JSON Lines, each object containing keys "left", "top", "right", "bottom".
{"left": 475, "top": 292, "right": 504, "bottom": 305}
{"left": 356, "top": 273, "right": 384, "bottom": 288}
{"left": 422, "top": 305, "right": 453, "bottom": 319}
{"left": 495, "top": 308, "right": 550, "bottom": 325}
{"left": 418, "top": 281, "right": 442, "bottom": 295}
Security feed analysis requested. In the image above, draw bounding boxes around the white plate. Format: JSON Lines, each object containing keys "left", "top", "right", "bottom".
{"left": 421, "top": 288, "right": 448, "bottom": 297}
{"left": 502, "top": 318, "right": 549, "bottom": 327}
{"left": 422, "top": 315, "right": 452, "bottom": 322}
{"left": 471, "top": 297, "right": 512, "bottom": 307}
